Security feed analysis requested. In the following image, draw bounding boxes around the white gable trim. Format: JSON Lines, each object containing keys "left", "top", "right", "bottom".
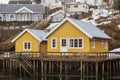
{"left": 44, "top": 17, "right": 93, "bottom": 39}
{"left": 48, "top": 10, "right": 70, "bottom": 19}
{"left": 11, "top": 29, "right": 41, "bottom": 43}
{"left": 15, "top": 7, "right": 33, "bottom": 13}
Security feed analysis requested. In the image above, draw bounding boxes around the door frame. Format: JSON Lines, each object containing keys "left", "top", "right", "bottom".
{"left": 60, "top": 38, "right": 68, "bottom": 54}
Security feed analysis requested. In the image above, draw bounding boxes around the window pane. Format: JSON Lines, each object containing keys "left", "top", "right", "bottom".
{"left": 52, "top": 39, "right": 56, "bottom": 48}
{"left": 62, "top": 39, "right": 66, "bottom": 46}
{"left": 79, "top": 39, "right": 82, "bottom": 47}
{"left": 28, "top": 42, "right": 30, "bottom": 49}
{"left": 74, "top": 39, "right": 78, "bottom": 47}
{"left": 70, "top": 39, "right": 73, "bottom": 47}
{"left": 24, "top": 43, "right": 27, "bottom": 49}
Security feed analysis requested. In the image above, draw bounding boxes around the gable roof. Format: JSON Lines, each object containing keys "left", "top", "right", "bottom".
{"left": 48, "top": 10, "right": 70, "bottom": 19}
{"left": 15, "top": 7, "right": 33, "bottom": 13}
{"left": 11, "top": 29, "right": 47, "bottom": 43}
{"left": 44, "top": 17, "right": 111, "bottom": 39}
{"left": 0, "top": 4, "right": 45, "bottom": 13}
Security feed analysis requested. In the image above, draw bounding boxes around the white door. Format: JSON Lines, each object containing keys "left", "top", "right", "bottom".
{"left": 22, "top": 14, "right": 28, "bottom": 21}
{"left": 60, "top": 38, "right": 68, "bottom": 53}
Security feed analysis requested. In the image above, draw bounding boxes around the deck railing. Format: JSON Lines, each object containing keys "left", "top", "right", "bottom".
{"left": 0, "top": 51, "right": 120, "bottom": 60}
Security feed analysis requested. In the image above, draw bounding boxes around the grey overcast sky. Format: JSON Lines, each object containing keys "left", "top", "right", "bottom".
{"left": 0, "top": 0, "right": 9, "bottom": 4}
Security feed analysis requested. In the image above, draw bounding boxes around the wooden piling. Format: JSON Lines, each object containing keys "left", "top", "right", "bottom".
{"left": 102, "top": 62, "right": 104, "bottom": 80}
{"left": 60, "top": 61, "right": 62, "bottom": 80}
{"left": 41, "top": 61, "right": 44, "bottom": 80}
{"left": 80, "top": 61, "right": 82, "bottom": 80}
{"left": 96, "top": 62, "right": 98, "bottom": 80}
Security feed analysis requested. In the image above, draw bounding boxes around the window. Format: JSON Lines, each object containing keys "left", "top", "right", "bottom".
{"left": 91, "top": 39, "right": 95, "bottom": 49}
{"left": 70, "top": 39, "right": 73, "bottom": 47}
{"left": 69, "top": 38, "right": 83, "bottom": 48}
{"left": 24, "top": 42, "right": 31, "bottom": 50}
{"left": 105, "top": 40, "right": 108, "bottom": 49}
{"left": 62, "top": 39, "right": 66, "bottom": 47}
{"left": 10, "top": 15, "right": 14, "bottom": 18}
{"left": 51, "top": 38, "right": 57, "bottom": 49}
{"left": 74, "top": 39, "right": 78, "bottom": 47}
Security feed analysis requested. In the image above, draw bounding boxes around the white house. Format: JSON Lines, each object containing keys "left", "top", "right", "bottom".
{"left": 80, "top": 0, "right": 110, "bottom": 6}
{"left": 40, "top": 0, "right": 62, "bottom": 9}
{"left": 48, "top": 10, "right": 70, "bottom": 22}
{"left": 0, "top": 4, "right": 45, "bottom": 22}
{"left": 64, "top": 3, "right": 89, "bottom": 15}
{"left": 60, "top": 0, "right": 76, "bottom": 3}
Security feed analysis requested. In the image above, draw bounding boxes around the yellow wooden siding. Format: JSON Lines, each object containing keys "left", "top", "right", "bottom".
{"left": 40, "top": 41, "right": 47, "bottom": 53}
{"left": 15, "top": 32, "right": 39, "bottom": 52}
{"left": 47, "top": 21, "right": 90, "bottom": 53}
{"left": 89, "top": 39, "right": 108, "bottom": 52}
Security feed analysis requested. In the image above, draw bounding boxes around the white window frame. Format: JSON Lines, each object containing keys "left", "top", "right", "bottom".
{"left": 101, "top": 40, "right": 104, "bottom": 45}
{"left": 23, "top": 41, "right": 32, "bottom": 50}
{"left": 91, "top": 39, "right": 95, "bottom": 49}
{"left": 105, "top": 40, "right": 108, "bottom": 49}
{"left": 68, "top": 38, "right": 84, "bottom": 49}
{"left": 51, "top": 38, "right": 57, "bottom": 49}
{"left": 60, "top": 38, "right": 67, "bottom": 47}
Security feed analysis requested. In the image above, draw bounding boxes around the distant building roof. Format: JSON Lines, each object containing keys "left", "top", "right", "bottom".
{"left": 60, "top": 0, "right": 76, "bottom": 3}
{"left": 46, "top": 23, "right": 59, "bottom": 30}
{"left": 0, "top": 4, "right": 45, "bottom": 13}
{"left": 11, "top": 29, "right": 47, "bottom": 43}
{"left": 44, "top": 17, "right": 111, "bottom": 40}
{"left": 48, "top": 10, "right": 70, "bottom": 20}
{"left": 9, "top": 0, "right": 32, "bottom": 4}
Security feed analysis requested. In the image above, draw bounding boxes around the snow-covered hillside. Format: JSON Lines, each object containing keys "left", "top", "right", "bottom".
{"left": 82, "top": 7, "right": 120, "bottom": 26}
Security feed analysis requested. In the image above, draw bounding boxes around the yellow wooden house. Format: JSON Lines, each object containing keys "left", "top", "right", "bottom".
{"left": 12, "top": 18, "right": 111, "bottom": 56}
{"left": 44, "top": 18, "right": 111, "bottom": 55}
{"left": 11, "top": 29, "right": 47, "bottom": 54}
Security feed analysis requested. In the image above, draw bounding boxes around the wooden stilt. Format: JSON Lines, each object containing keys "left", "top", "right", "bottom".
{"left": 113, "top": 61, "right": 115, "bottom": 74}
{"left": 90, "top": 63, "right": 93, "bottom": 80}
{"left": 60, "top": 61, "right": 62, "bottom": 80}
{"left": 96, "top": 62, "right": 98, "bottom": 80}
{"left": 36, "top": 61, "right": 38, "bottom": 80}
{"left": 83, "top": 63, "right": 85, "bottom": 80}
{"left": 86, "top": 63, "right": 89, "bottom": 80}
{"left": 33, "top": 60, "right": 36, "bottom": 78}
{"left": 10, "top": 60, "right": 12, "bottom": 76}
{"left": 44, "top": 61, "right": 47, "bottom": 80}
{"left": 19, "top": 63, "right": 22, "bottom": 77}
{"left": 80, "top": 61, "right": 83, "bottom": 80}
{"left": 107, "top": 61, "right": 109, "bottom": 79}
{"left": 119, "top": 60, "right": 120, "bottom": 70}
{"left": 116, "top": 60, "right": 118, "bottom": 72}
{"left": 110, "top": 61, "right": 111, "bottom": 76}
{"left": 41, "top": 61, "right": 44, "bottom": 80}
{"left": 102, "top": 62, "right": 104, "bottom": 80}
{"left": 2, "top": 59, "right": 5, "bottom": 76}
{"left": 49, "top": 61, "right": 51, "bottom": 73}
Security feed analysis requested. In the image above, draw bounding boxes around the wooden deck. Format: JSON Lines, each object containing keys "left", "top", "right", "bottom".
{"left": 1, "top": 51, "right": 120, "bottom": 80}
{"left": 0, "top": 52, "right": 120, "bottom": 62}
